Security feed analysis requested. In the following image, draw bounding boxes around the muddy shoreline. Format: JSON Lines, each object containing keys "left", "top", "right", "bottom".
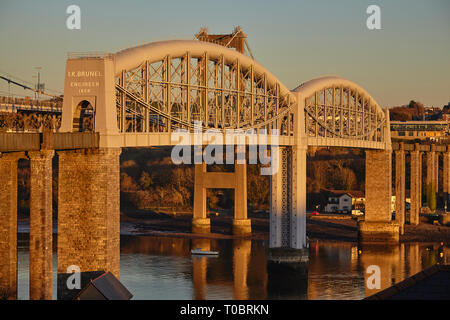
{"left": 120, "top": 210, "right": 450, "bottom": 243}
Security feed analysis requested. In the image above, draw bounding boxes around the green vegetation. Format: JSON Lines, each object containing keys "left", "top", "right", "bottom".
{"left": 15, "top": 147, "right": 368, "bottom": 215}
{"left": 426, "top": 183, "right": 437, "bottom": 212}
{"left": 389, "top": 100, "right": 425, "bottom": 121}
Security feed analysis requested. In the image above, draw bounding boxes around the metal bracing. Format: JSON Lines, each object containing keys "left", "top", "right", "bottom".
{"left": 280, "top": 147, "right": 292, "bottom": 247}
{"left": 304, "top": 86, "right": 385, "bottom": 142}
{"left": 115, "top": 50, "right": 296, "bottom": 134}
{"left": 116, "top": 48, "right": 296, "bottom": 135}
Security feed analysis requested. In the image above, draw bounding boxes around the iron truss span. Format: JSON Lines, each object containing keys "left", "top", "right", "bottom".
{"left": 294, "top": 76, "right": 388, "bottom": 148}
{"left": 114, "top": 40, "right": 296, "bottom": 135}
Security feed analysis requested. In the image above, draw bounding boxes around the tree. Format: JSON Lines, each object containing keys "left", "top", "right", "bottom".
{"left": 139, "top": 171, "right": 153, "bottom": 189}
{"left": 426, "top": 183, "right": 436, "bottom": 212}
{"left": 120, "top": 172, "right": 138, "bottom": 192}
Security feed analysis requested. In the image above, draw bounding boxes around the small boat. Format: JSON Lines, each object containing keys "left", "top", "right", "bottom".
{"left": 191, "top": 248, "right": 219, "bottom": 256}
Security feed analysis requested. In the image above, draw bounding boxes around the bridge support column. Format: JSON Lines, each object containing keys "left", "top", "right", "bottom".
{"left": 0, "top": 152, "right": 24, "bottom": 299}
{"left": 232, "top": 162, "right": 250, "bottom": 235}
{"left": 268, "top": 145, "right": 308, "bottom": 284}
{"left": 270, "top": 147, "right": 293, "bottom": 248}
{"left": 395, "top": 145, "right": 405, "bottom": 234}
{"left": 410, "top": 145, "right": 421, "bottom": 225}
{"left": 192, "top": 159, "right": 250, "bottom": 235}
{"left": 193, "top": 163, "right": 210, "bottom": 233}
{"left": 28, "top": 150, "right": 54, "bottom": 300}
{"left": 291, "top": 144, "right": 307, "bottom": 249}
{"left": 57, "top": 148, "right": 121, "bottom": 299}
{"left": 269, "top": 146, "right": 284, "bottom": 248}
{"left": 444, "top": 148, "right": 450, "bottom": 211}
{"left": 426, "top": 145, "right": 437, "bottom": 211}
{"left": 359, "top": 150, "right": 399, "bottom": 242}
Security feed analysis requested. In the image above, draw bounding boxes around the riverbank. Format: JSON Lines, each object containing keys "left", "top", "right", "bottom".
{"left": 120, "top": 210, "right": 450, "bottom": 243}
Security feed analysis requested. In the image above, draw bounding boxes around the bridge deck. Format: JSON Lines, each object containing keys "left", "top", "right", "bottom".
{"left": 2, "top": 133, "right": 445, "bottom": 153}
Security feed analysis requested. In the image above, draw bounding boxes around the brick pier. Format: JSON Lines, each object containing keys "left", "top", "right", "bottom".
{"left": 359, "top": 150, "right": 399, "bottom": 242}
{"left": 57, "top": 147, "right": 121, "bottom": 284}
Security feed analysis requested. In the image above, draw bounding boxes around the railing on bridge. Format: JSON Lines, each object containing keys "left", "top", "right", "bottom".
{"left": 0, "top": 95, "right": 62, "bottom": 132}
{"left": 0, "top": 96, "right": 62, "bottom": 112}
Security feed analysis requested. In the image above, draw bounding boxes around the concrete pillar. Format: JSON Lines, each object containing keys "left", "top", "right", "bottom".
{"left": 410, "top": 146, "right": 421, "bottom": 225}
{"left": 395, "top": 145, "right": 405, "bottom": 234}
{"left": 419, "top": 152, "right": 423, "bottom": 209}
{"left": 28, "top": 150, "right": 54, "bottom": 300}
{"left": 359, "top": 150, "right": 399, "bottom": 242}
{"left": 0, "top": 152, "right": 24, "bottom": 299}
{"left": 444, "top": 149, "right": 450, "bottom": 211}
{"left": 436, "top": 152, "right": 440, "bottom": 208}
{"left": 426, "top": 145, "right": 437, "bottom": 211}
{"left": 57, "top": 148, "right": 121, "bottom": 298}
{"left": 233, "top": 239, "right": 251, "bottom": 300}
{"left": 193, "top": 163, "right": 210, "bottom": 233}
{"left": 192, "top": 157, "right": 250, "bottom": 235}
{"left": 233, "top": 162, "right": 251, "bottom": 235}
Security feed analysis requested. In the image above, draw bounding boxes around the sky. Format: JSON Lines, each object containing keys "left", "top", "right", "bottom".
{"left": 0, "top": 0, "right": 449, "bottom": 108}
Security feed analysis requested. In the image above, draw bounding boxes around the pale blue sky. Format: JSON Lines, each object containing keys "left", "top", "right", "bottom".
{"left": 0, "top": 0, "right": 449, "bottom": 107}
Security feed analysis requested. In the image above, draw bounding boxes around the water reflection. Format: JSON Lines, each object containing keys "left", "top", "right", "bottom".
{"left": 13, "top": 234, "right": 449, "bottom": 300}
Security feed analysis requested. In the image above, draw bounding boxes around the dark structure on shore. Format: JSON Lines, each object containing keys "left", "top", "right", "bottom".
{"left": 365, "top": 264, "right": 450, "bottom": 300}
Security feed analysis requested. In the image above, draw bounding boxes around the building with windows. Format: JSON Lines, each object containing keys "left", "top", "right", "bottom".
{"left": 390, "top": 121, "right": 449, "bottom": 141}
{"left": 323, "top": 190, "right": 365, "bottom": 213}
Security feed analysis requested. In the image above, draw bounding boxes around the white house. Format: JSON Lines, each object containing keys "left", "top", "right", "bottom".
{"left": 391, "top": 195, "right": 412, "bottom": 213}
{"left": 323, "top": 190, "right": 365, "bottom": 213}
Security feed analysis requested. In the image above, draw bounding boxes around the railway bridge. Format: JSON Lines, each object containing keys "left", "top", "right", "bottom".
{"left": 0, "top": 39, "right": 448, "bottom": 299}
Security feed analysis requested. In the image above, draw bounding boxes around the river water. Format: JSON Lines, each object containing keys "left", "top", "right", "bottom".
{"left": 16, "top": 233, "right": 448, "bottom": 300}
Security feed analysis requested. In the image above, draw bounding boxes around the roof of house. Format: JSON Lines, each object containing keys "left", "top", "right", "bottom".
{"left": 326, "top": 189, "right": 365, "bottom": 199}
{"left": 365, "top": 264, "right": 450, "bottom": 300}
{"left": 76, "top": 271, "right": 133, "bottom": 300}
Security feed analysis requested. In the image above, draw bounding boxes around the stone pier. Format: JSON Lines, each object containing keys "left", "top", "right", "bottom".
{"left": 0, "top": 152, "right": 24, "bottom": 299}
{"left": 426, "top": 145, "right": 437, "bottom": 210}
{"left": 410, "top": 145, "right": 421, "bottom": 225}
{"left": 57, "top": 147, "right": 121, "bottom": 299}
{"left": 444, "top": 148, "right": 450, "bottom": 210}
{"left": 395, "top": 144, "right": 405, "bottom": 234}
{"left": 359, "top": 150, "right": 399, "bottom": 242}
{"left": 28, "top": 150, "right": 54, "bottom": 300}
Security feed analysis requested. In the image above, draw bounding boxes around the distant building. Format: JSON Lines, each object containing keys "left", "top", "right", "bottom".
{"left": 390, "top": 120, "right": 449, "bottom": 141}
{"left": 391, "top": 193, "right": 411, "bottom": 213}
{"left": 323, "top": 190, "right": 365, "bottom": 213}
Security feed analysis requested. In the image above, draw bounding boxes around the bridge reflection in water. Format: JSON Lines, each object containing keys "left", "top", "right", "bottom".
{"left": 116, "top": 236, "right": 448, "bottom": 300}
{"left": 12, "top": 234, "right": 449, "bottom": 299}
